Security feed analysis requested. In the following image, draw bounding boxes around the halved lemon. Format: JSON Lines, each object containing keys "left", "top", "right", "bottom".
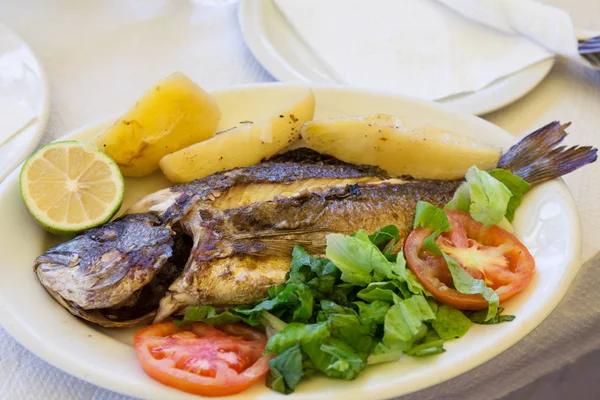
{"left": 20, "top": 141, "right": 125, "bottom": 235}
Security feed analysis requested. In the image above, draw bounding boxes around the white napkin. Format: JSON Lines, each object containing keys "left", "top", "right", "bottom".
{"left": 438, "top": 0, "right": 600, "bottom": 69}
{"left": 274, "top": 0, "right": 596, "bottom": 100}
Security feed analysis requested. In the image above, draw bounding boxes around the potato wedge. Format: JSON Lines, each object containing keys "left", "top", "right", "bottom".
{"left": 94, "top": 72, "right": 221, "bottom": 177}
{"left": 302, "top": 114, "right": 501, "bottom": 180}
{"left": 159, "top": 89, "right": 315, "bottom": 183}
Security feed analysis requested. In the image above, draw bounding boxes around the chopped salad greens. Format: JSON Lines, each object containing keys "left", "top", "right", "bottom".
{"left": 445, "top": 166, "right": 530, "bottom": 224}
{"left": 178, "top": 167, "right": 527, "bottom": 394}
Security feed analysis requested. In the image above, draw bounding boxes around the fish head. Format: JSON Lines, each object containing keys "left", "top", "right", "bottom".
{"left": 34, "top": 213, "right": 180, "bottom": 327}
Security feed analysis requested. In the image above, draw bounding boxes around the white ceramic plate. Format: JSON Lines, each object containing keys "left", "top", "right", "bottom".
{"left": 238, "top": 0, "right": 555, "bottom": 116}
{"left": 0, "top": 23, "right": 49, "bottom": 181}
{"left": 0, "top": 84, "right": 581, "bottom": 400}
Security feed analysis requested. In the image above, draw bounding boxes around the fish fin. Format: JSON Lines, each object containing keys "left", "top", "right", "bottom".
{"left": 228, "top": 227, "right": 328, "bottom": 240}
{"left": 248, "top": 238, "right": 327, "bottom": 257}
{"left": 227, "top": 228, "right": 331, "bottom": 256}
{"left": 498, "top": 121, "right": 597, "bottom": 185}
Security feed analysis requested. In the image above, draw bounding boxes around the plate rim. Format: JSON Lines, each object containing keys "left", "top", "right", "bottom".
{"left": 0, "top": 83, "right": 583, "bottom": 400}
{"left": 237, "top": 0, "right": 555, "bottom": 116}
{"left": 0, "top": 22, "right": 51, "bottom": 182}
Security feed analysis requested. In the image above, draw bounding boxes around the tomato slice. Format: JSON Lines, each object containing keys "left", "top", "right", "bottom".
{"left": 134, "top": 322, "right": 272, "bottom": 397}
{"left": 404, "top": 210, "right": 535, "bottom": 310}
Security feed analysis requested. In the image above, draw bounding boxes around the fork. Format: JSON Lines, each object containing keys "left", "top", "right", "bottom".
{"left": 578, "top": 35, "right": 600, "bottom": 66}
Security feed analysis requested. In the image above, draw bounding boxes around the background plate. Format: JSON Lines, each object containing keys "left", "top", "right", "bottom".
{"left": 238, "top": 0, "right": 555, "bottom": 116}
{"left": 0, "top": 23, "right": 49, "bottom": 181}
{"left": 0, "top": 84, "right": 581, "bottom": 400}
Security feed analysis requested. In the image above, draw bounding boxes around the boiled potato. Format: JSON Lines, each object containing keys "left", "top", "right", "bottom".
{"left": 94, "top": 72, "right": 221, "bottom": 177}
{"left": 302, "top": 114, "right": 502, "bottom": 180}
{"left": 160, "top": 89, "right": 315, "bottom": 183}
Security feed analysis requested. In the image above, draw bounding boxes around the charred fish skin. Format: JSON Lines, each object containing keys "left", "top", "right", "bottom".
{"left": 128, "top": 148, "right": 390, "bottom": 220}
{"left": 34, "top": 214, "right": 173, "bottom": 327}
{"left": 155, "top": 179, "right": 460, "bottom": 321}
{"left": 172, "top": 148, "right": 391, "bottom": 194}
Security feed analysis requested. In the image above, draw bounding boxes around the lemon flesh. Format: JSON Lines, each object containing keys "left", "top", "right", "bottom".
{"left": 20, "top": 141, "right": 125, "bottom": 235}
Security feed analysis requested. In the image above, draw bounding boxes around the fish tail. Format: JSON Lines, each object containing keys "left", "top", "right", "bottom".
{"left": 498, "top": 121, "right": 597, "bottom": 186}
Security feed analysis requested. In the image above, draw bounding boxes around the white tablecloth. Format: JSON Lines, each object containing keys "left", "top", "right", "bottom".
{"left": 0, "top": 1, "right": 599, "bottom": 399}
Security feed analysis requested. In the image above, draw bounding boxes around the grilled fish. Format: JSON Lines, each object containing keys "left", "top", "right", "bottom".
{"left": 34, "top": 121, "right": 597, "bottom": 327}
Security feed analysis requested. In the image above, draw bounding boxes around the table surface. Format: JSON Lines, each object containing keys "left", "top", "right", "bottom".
{"left": 0, "top": 0, "right": 599, "bottom": 399}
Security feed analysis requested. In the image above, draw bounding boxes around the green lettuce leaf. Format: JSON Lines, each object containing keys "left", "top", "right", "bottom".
{"left": 466, "top": 166, "right": 513, "bottom": 226}
{"left": 413, "top": 201, "right": 451, "bottom": 256}
{"left": 423, "top": 231, "right": 442, "bottom": 255}
{"left": 326, "top": 230, "right": 423, "bottom": 293}
{"left": 307, "top": 274, "right": 338, "bottom": 295}
{"left": 442, "top": 252, "right": 499, "bottom": 321}
{"left": 391, "top": 252, "right": 424, "bottom": 295}
{"left": 237, "top": 282, "right": 314, "bottom": 323}
{"left": 267, "top": 344, "right": 304, "bottom": 394}
{"left": 266, "top": 322, "right": 328, "bottom": 355}
{"left": 289, "top": 245, "right": 340, "bottom": 296}
{"left": 488, "top": 169, "right": 531, "bottom": 221}
{"left": 414, "top": 201, "right": 452, "bottom": 231}
{"left": 466, "top": 307, "right": 516, "bottom": 324}
{"left": 367, "top": 342, "right": 403, "bottom": 365}
{"left": 354, "top": 300, "right": 391, "bottom": 325}
{"left": 265, "top": 322, "right": 330, "bottom": 391}
{"left": 446, "top": 167, "right": 527, "bottom": 224}
{"left": 379, "top": 295, "right": 435, "bottom": 352}
{"left": 290, "top": 245, "right": 339, "bottom": 282}
{"left": 431, "top": 305, "right": 473, "bottom": 340}
{"left": 265, "top": 314, "right": 371, "bottom": 383}
{"left": 444, "top": 182, "right": 470, "bottom": 212}
{"left": 320, "top": 340, "right": 366, "bottom": 379}
{"left": 405, "top": 329, "right": 445, "bottom": 357}
{"left": 326, "top": 231, "right": 381, "bottom": 284}
{"left": 446, "top": 166, "right": 515, "bottom": 225}
{"left": 368, "top": 225, "right": 400, "bottom": 259}
{"left": 261, "top": 311, "right": 288, "bottom": 337}
{"left": 319, "top": 299, "right": 356, "bottom": 316}
{"left": 325, "top": 283, "right": 358, "bottom": 306}
{"left": 327, "top": 313, "right": 374, "bottom": 354}
{"left": 176, "top": 305, "right": 258, "bottom": 327}
{"left": 317, "top": 300, "right": 359, "bottom": 323}
{"left": 253, "top": 224, "right": 516, "bottom": 392}
{"left": 356, "top": 282, "right": 402, "bottom": 304}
